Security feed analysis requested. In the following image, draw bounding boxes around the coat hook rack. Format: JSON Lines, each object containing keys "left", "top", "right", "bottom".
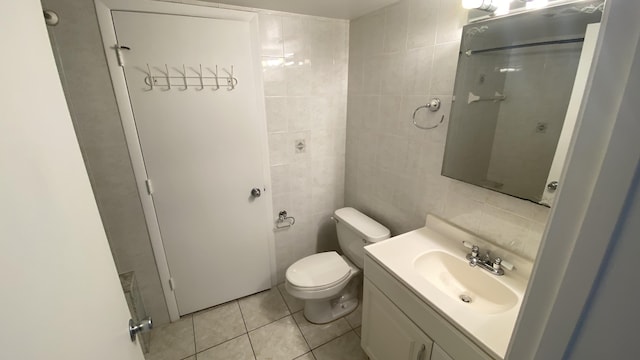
{"left": 143, "top": 63, "right": 239, "bottom": 91}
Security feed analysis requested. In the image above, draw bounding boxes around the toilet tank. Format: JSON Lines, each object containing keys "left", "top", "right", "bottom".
{"left": 333, "top": 207, "right": 390, "bottom": 268}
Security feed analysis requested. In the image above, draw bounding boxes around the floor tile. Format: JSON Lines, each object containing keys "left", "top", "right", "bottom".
{"left": 239, "top": 288, "right": 290, "bottom": 331}
{"left": 194, "top": 301, "right": 246, "bottom": 352}
{"left": 278, "top": 283, "right": 304, "bottom": 313}
{"left": 294, "top": 353, "right": 316, "bottom": 360}
{"left": 312, "top": 331, "right": 367, "bottom": 360}
{"left": 196, "top": 335, "right": 255, "bottom": 360}
{"left": 292, "top": 311, "right": 352, "bottom": 349}
{"left": 249, "top": 316, "right": 310, "bottom": 360}
{"left": 345, "top": 302, "right": 362, "bottom": 328}
{"left": 145, "top": 316, "right": 195, "bottom": 360}
{"left": 353, "top": 327, "right": 362, "bottom": 338}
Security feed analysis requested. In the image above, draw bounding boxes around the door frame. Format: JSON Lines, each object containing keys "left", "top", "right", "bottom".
{"left": 95, "top": 0, "right": 277, "bottom": 322}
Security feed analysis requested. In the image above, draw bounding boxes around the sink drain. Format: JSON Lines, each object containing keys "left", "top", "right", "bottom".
{"left": 459, "top": 294, "right": 472, "bottom": 303}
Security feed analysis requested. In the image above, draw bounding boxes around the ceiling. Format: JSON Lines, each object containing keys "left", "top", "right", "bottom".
{"left": 212, "top": 0, "right": 401, "bottom": 19}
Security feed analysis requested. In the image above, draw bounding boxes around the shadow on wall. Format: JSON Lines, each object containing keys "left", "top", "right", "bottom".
{"left": 315, "top": 217, "right": 339, "bottom": 253}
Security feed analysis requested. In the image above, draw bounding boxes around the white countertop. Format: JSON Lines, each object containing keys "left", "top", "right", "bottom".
{"left": 364, "top": 216, "right": 531, "bottom": 359}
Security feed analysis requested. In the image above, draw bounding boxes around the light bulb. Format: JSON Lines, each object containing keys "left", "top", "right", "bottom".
{"left": 462, "top": 0, "right": 498, "bottom": 12}
{"left": 462, "top": 0, "right": 484, "bottom": 9}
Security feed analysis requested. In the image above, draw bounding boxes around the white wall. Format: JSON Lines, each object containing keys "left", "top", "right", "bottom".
{"left": 0, "top": 1, "right": 142, "bottom": 358}
{"left": 565, "top": 165, "right": 640, "bottom": 358}
{"left": 345, "top": 0, "right": 549, "bottom": 260}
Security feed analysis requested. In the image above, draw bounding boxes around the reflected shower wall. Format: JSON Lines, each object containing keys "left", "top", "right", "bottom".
{"left": 486, "top": 43, "right": 583, "bottom": 200}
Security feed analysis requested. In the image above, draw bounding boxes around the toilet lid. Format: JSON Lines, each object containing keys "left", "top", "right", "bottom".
{"left": 286, "top": 252, "right": 351, "bottom": 288}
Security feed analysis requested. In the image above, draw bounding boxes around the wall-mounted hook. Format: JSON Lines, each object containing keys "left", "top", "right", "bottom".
{"left": 214, "top": 65, "right": 220, "bottom": 90}
{"left": 223, "top": 66, "right": 235, "bottom": 91}
{"left": 146, "top": 63, "right": 154, "bottom": 90}
{"left": 164, "top": 64, "right": 171, "bottom": 90}
{"left": 198, "top": 64, "right": 204, "bottom": 90}
{"left": 182, "top": 64, "right": 188, "bottom": 90}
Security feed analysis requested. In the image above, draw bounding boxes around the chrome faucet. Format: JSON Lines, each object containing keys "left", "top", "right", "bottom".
{"left": 465, "top": 245, "right": 505, "bottom": 276}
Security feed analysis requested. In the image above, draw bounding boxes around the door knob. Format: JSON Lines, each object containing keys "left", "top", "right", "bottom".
{"left": 129, "top": 317, "right": 153, "bottom": 342}
{"left": 251, "top": 188, "right": 261, "bottom": 198}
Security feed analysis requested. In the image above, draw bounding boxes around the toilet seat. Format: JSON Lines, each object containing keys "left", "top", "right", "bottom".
{"left": 286, "top": 251, "right": 351, "bottom": 290}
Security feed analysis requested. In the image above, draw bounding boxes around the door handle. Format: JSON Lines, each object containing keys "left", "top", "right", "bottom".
{"left": 129, "top": 317, "right": 153, "bottom": 342}
{"left": 417, "top": 344, "right": 426, "bottom": 360}
{"left": 251, "top": 188, "right": 261, "bottom": 198}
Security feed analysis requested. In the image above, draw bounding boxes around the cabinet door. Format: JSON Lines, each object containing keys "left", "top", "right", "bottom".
{"left": 431, "top": 344, "right": 454, "bottom": 360}
{"left": 362, "top": 278, "right": 433, "bottom": 360}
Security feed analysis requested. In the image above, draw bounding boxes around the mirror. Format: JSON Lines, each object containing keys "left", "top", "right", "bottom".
{"left": 442, "top": 1, "right": 603, "bottom": 205}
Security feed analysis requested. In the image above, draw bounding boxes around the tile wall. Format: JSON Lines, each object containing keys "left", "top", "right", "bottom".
{"left": 258, "top": 13, "right": 349, "bottom": 282}
{"left": 345, "top": 0, "right": 550, "bottom": 260}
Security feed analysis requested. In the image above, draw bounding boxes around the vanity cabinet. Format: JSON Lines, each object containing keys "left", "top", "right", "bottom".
{"left": 362, "top": 278, "right": 433, "bottom": 360}
{"left": 362, "top": 255, "right": 495, "bottom": 360}
{"left": 431, "top": 344, "right": 454, "bottom": 360}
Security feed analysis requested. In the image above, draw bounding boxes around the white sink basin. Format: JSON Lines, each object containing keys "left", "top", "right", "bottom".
{"left": 364, "top": 215, "right": 532, "bottom": 359}
{"left": 413, "top": 251, "right": 518, "bottom": 314}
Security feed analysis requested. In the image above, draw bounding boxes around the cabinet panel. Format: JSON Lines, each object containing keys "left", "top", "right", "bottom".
{"left": 431, "top": 344, "right": 454, "bottom": 360}
{"left": 362, "top": 278, "right": 433, "bottom": 360}
{"left": 364, "top": 256, "right": 495, "bottom": 360}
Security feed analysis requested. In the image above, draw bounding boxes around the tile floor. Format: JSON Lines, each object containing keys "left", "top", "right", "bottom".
{"left": 145, "top": 284, "right": 367, "bottom": 360}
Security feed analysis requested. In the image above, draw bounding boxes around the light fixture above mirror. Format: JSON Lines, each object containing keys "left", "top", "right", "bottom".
{"left": 462, "top": 0, "right": 499, "bottom": 12}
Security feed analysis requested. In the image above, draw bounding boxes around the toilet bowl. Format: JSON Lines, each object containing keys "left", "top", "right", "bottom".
{"left": 284, "top": 207, "right": 390, "bottom": 324}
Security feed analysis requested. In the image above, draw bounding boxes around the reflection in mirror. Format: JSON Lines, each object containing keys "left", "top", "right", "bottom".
{"left": 442, "top": 1, "right": 603, "bottom": 205}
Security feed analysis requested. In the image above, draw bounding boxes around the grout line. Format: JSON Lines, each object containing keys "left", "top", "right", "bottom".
{"left": 236, "top": 300, "right": 258, "bottom": 360}
{"left": 290, "top": 311, "right": 313, "bottom": 351}
{"left": 309, "top": 326, "right": 353, "bottom": 351}
{"left": 276, "top": 284, "right": 296, "bottom": 314}
{"left": 194, "top": 332, "right": 250, "bottom": 357}
{"left": 190, "top": 315, "right": 196, "bottom": 358}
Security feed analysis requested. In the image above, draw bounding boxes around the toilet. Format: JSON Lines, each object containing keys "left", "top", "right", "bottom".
{"left": 285, "top": 207, "right": 390, "bottom": 324}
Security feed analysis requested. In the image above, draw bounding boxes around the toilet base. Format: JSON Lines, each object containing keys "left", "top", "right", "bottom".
{"left": 303, "top": 278, "right": 359, "bottom": 324}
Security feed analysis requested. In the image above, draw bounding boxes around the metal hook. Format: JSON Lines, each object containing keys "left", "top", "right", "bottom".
{"left": 198, "top": 64, "right": 204, "bottom": 90}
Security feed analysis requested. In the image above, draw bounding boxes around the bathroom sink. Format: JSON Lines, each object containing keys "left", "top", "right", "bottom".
{"left": 413, "top": 251, "right": 518, "bottom": 314}
{"left": 365, "top": 215, "right": 532, "bottom": 358}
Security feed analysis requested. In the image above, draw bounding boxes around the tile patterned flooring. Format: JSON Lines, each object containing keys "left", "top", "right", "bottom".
{"left": 145, "top": 284, "right": 367, "bottom": 360}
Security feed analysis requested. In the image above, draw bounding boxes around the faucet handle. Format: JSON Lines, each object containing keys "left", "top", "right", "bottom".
{"left": 493, "top": 257, "right": 502, "bottom": 270}
{"left": 471, "top": 245, "right": 479, "bottom": 258}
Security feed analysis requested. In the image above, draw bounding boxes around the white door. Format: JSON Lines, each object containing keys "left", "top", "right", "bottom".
{"left": 0, "top": 1, "right": 144, "bottom": 359}
{"left": 112, "top": 11, "right": 272, "bottom": 315}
